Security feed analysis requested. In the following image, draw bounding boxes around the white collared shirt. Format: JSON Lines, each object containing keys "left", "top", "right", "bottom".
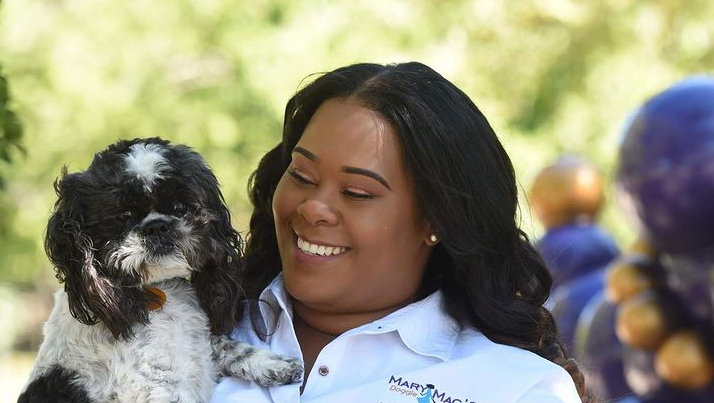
{"left": 210, "top": 275, "right": 581, "bottom": 403}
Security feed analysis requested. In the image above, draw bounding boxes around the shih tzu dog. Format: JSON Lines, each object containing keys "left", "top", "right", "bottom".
{"left": 18, "top": 138, "right": 301, "bottom": 403}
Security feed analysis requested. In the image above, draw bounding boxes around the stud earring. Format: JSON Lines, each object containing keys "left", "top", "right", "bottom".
{"left": 429, "top": 234, "right": 438, "bottom": 243}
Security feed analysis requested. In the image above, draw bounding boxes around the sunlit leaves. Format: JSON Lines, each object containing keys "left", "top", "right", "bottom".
{"left": 0, "top": 0, "right": 713, "bottom": 285}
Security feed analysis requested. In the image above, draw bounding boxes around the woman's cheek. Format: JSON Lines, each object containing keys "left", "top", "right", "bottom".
{"left": 271, "top": 175, "right": 292, "bottom": 220}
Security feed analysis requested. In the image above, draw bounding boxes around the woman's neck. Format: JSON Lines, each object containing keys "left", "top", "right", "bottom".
{"left": 291, "top": 298, "right": 415, "bottom": 336}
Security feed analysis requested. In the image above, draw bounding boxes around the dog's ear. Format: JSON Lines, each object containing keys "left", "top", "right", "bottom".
{"left": 45, "top": 168, "right": 150, "bottom": 340}
{"left": 45, "top": 168, "right": 99, "bottom": 325}
{"left": 191, "top": 173, "right": 245, "bottom": 335}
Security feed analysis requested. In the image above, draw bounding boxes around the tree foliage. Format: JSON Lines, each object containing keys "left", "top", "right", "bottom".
{"left": 0, "top": 68, "right": 23, "bottom": 168}
{"left": 0, "top": 65, "right": 23, "bottom": 182}
{"left": 0, "top": 63, "right": 24, "bottom": 253}
{"left": 0, "top": 0, "right": 713, "bottom": 286}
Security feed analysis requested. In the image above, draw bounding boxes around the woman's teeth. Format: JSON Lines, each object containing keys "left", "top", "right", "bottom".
{"left": 297, "top": 237, "right": 347, "bottom": 256}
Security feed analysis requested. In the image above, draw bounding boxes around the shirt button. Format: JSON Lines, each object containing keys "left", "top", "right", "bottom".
{"left": 318, "top": 365, "right": 329, "bottom": 376}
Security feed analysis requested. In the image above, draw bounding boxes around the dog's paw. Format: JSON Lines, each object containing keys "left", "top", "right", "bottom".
{"left": 251, "top": 353, "right": 303, "bottom": 387}
{"left": 212, "top": 336, "right": 303, "bottom": 386}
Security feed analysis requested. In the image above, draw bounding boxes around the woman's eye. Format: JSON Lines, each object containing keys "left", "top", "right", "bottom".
{"left": 173, "top": 202, "right": 188, "bottom": 216}
{"left": 288, "top": 168, "right": 314, "bottom": 185}
{"left": 343, "top": 189, "right": 374, "bottom": 200}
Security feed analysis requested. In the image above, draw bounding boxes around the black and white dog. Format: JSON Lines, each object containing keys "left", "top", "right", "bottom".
{"left": 19, "top": 138, "right": 301, "bottom": 402}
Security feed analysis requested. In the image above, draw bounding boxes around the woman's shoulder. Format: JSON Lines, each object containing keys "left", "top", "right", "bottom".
{"left": 448, "top": 329, "right": 580, "bottom": 400}
{"left": 454, "top": 328, "right": 564, "bottom": 371}
{"left": 379, "top": 328, "right": 580, "bottom": 403}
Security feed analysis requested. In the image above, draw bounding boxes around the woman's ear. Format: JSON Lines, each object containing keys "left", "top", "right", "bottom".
{"left": 423, "top": 221, "right": 440, "bottom": 246}
{"left": 425, "top": 232, "right": 440, "bottom": 246}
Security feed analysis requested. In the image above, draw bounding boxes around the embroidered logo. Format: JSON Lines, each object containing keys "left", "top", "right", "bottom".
{"left": 386, "top": 375, "right": 477, "bottom": 403}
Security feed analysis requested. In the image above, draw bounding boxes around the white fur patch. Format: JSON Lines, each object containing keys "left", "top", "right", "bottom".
{"left": 143, "top": 256, "right": 193, "bottom": 284}
{"left": 124, "top": 144, "right": 168, "bottom": 191}
{"left": 142, "top": 212, "right": 171, "bottom": 225}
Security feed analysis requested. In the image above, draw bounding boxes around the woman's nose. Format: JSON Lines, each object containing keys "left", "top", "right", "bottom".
{"left": 297, "top": 198, "right": 339, "bottom": 226}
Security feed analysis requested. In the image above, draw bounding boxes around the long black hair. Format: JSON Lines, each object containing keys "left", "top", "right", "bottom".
{"left": 243, "top": 62, "right": 590, "bottom": 400}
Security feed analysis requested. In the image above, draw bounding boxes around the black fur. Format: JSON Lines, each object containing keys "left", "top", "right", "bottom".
{"left": 18, "top": 366, "right": 91, "bottom": 403}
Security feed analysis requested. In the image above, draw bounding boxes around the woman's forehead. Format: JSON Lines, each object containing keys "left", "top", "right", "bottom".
{"left": 299, "top": 100, "right": 398, "bottom": 160}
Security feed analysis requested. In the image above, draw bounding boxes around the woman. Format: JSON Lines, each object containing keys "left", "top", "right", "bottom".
{"left": 212, "top": 62, "right": 589, "bottom": 402}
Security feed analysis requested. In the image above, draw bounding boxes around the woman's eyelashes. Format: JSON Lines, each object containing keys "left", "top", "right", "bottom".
{"left": 288, "top": 167, "right": 314, "bottom": 185}
{"left": 287, "top": 167, "right": 375, "bottom": 200}
{"left": 342, "top": 188, "right": 374, "bottom": 200}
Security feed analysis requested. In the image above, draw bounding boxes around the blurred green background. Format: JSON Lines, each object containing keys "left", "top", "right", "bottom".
{"left": 1, "top": 0, "right": 713, "bottom": 399}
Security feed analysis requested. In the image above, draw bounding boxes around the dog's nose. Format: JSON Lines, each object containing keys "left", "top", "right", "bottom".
{"left": 143, "top": 219, "right": 171, "bottom": 236}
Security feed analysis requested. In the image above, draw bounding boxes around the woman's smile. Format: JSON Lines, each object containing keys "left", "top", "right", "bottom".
{"left": 292, "top": 229, "right": 351, "bottom": 263}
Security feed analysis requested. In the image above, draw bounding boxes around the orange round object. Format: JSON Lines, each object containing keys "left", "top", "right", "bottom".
{"left": 605, "top": 260, "right": 655, "bottom": 303}
{"left": 655, "top": 331, "right": 714, "bottom": 389}
{"left": 529, "top": 156, "right": 604, "bottom": 229}
{"left": 615, "top": 293, "right": 670, "bottom": 349}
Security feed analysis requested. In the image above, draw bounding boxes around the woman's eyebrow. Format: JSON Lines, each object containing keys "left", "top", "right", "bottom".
{"left": 342, "top": 166, "right": 392, "bottom": 191}
{"left": 293, "top": 147, "right": 318, "bottom": 161}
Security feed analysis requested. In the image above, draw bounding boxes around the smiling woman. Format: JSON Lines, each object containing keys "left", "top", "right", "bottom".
{"left": 211, "top": 62, "right": 589, "bottom": 403}
{"left": 274, "top": 99, "right": 433, "bottom": 343}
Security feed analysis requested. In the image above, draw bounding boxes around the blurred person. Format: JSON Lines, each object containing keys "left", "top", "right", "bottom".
{"left": 529, "top": 156, "right": 619, "bottom": 293}
{"left": 528, "top": 156, "right": 620, "bottom": 350}
{"left": 212, "top": 62, "right": 589, "bottom": 402}
{"left": 529, "top": 156, "right": 628, "bottom": 400}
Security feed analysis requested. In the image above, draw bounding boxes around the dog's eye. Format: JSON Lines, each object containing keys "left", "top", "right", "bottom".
{"left": 118, "top": 211, "right": 133, "bottom": 221}
{"left": 172, "top": 202, "right": 188, "bottom": 216}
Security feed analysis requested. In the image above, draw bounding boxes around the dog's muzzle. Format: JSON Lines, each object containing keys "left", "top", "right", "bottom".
{"left": 141, "top": 218, "right": 179, "bottom": 256}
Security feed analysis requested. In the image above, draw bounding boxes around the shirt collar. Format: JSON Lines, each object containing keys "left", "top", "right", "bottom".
{"left": 357, "top": 290, "right": 459, "bottom": 361}
{"left": 257, "top": 274, "right": 293, "bottom": 328}
{"left": 261, "top": 274, "right": 459, "bottom": 362}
